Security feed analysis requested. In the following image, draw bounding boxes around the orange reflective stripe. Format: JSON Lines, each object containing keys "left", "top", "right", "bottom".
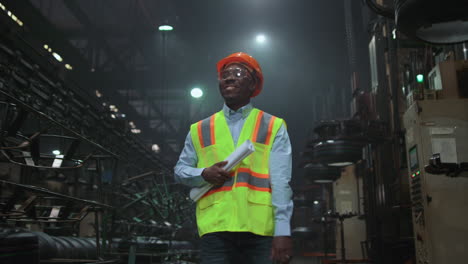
{"left": 237, "top": 167, "right": 269, "bottom": 179}
{"left": 237, "top": 171, "right": 270, "bottom": 189}
{"left": 198, "top": 115, "right": 216, "bottom": 148}
{"left": 235, "top": 182, "right": 271, "bottom": 192}
{"left": 210, "top": 115, "right": 216, "bottom": 145}
{"left": 202, "top": 175, "right": 234, "bottom": 198}
{"left": 197, "top": 121, "right": 204, "bottom": 148}
{"left": 251, "top": 111, "right": 264, "bottom": 143}
{"left": 265, "top": 116, "right": 276, "bottom": 145}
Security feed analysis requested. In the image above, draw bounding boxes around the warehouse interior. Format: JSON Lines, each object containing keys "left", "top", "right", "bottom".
{"left": 0, "top": 0, "right": 468, "bottom": 263}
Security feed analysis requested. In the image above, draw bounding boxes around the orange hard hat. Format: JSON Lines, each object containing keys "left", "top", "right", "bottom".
{"left": 216, "top": 52, "right": 264, "bottom": 97}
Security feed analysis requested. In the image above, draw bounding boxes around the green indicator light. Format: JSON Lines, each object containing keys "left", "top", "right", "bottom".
{"left": 416, "top": 74, "right": 424, "bottom": 83}
{"left": 416, "top": 171, "right": 420, "bottom": 175}
{"left": 411, "top": 174, "right": 416, "bottom": 178}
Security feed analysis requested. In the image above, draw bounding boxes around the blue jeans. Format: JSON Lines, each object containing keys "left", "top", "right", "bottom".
{"left": 201, "top": 232, "right": 273, "bottom": 264}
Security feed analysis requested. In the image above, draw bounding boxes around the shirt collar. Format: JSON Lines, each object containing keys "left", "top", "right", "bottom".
{"left": 222, "top": 103, "right": 253, "bottom": 119}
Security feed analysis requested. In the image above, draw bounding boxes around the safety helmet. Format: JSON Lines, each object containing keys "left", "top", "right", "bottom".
{"left": 216, "top": 52, "right": 264, "bottom": 97}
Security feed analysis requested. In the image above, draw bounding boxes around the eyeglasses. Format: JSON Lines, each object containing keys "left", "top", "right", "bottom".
{"left": 219, "top": 67, "right": 253, "bottom": 80}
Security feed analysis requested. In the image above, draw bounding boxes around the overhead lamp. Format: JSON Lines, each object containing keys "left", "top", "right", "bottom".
{"left": 158, "top": 25, "right": 173, "bottom": 31}
{"left": 65, "top": 64, "right": 73, "bottom": 70}
{"left": 52, "top": 52, "right": 63, "bottom": 62}
{"left": 52, "top": 150, "right": 61, "bottom": 155}
{"left": 313, "top": 200, "right": 319, "bottom": 205}
{"left": 256, "top": 34, "right": 266, "bottom": 43}
{"left": 191, "top": 87, "right": 203, "bottom": 98}
{"left": 2, "top": 5, "right": 24, "bottom": 27}
{"left": 131, "top": 128, "right": 141, "bottom": 134}
{"left": 43, "top": 44, "right": 49, "bottom": 50}
{"left": 151, "top": 144, "right": 160, "bottom": 153}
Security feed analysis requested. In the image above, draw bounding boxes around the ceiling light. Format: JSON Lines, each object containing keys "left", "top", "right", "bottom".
{"left": 131, "top": 128, "right": 141, "bottom": 134}
{"left": 191, "top": 87, "right": 203, "bottom": 98}
{"left": 151, "top": 144, "right": 160, "bottom": 153}
{"left": 256, "top": 34, "right": 266, "bottom": 43}
{"left": 65, "top": 64, "right": 73, "bottom": 70}
{"left": 52, "top": 150, "right": 61, "bottom": 155}
{"left": 313, "top": 200, "right": 319, "bottom": 205}
{"left": 159, "top": 25, "right": 173, "bottom": 31}
{"left": 52, "top": 52, "right": 63, "bottom": 62}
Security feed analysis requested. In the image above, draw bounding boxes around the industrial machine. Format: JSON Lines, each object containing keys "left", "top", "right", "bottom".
{"left": 403, "top": 97, "right": 468, "bottom": 264}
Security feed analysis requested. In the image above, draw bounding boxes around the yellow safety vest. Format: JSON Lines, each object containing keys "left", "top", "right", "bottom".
{"left": 190, "top": 108, "right": 285, "bottom": 237}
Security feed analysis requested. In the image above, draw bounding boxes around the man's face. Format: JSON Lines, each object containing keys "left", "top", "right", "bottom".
{"left": 218, "top": 63, "right": 256, "bottom": 108}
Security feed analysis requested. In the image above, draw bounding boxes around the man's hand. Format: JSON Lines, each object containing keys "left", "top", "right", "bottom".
{"left": 271, "top": 236, "right": 293, "bottom": 263}
{"left": 201, "top": 161, "right": 230, "bottom": 186}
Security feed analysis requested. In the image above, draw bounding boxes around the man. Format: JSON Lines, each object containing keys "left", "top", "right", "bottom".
{"left": 174, "top": 52, "right": 293, "bottom": 264}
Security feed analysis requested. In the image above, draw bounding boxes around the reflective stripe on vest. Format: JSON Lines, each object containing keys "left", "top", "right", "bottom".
{"left": 252, "top": 111, "right": 276, "bottom": 145}
{"left": 197, "top": 115, "right": 216, "bottom": 148}
{"left": 196, "top": 110, "right": 274, "bottom": 148}
{"left": 236, "top": 170, "right": 271, "bottom": 192}
{"left": 201, "top": 168, "right": 271, "bottom": 198}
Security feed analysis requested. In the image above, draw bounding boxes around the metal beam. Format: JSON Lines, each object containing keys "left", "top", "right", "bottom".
{"left": 62, "top": 0, "right": 127, "bottom": 69}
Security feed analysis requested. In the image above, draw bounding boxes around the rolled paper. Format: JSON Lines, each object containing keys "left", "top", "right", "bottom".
{"left": 189, "top": 140, "right": 255, "bottom": 201}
